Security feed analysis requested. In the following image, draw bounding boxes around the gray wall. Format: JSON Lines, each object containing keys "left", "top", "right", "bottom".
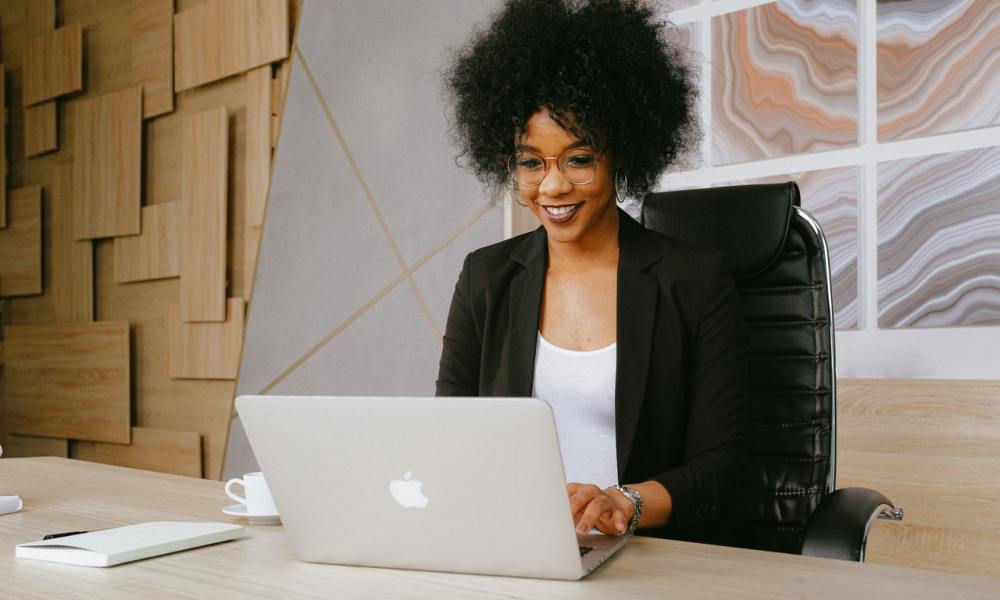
{"left": 224, "top": 0, "right": 505, "bottom": 478}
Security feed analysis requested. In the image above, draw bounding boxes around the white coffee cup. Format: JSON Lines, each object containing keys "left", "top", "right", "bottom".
{"left": 225, "top": 472, "right": 278, "bottom": 515}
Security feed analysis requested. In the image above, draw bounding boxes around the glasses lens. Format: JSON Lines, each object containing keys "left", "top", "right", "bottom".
{"left": 559, "top": 149, "right": 598, "bottom": 184}
{"left": 508, "top": 148, "right": 599, "bottom": 186}
{"left": 510, "top": 152, "right": 545, "bottom": 186}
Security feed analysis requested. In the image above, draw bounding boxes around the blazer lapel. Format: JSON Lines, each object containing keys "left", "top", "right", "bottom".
{"left": 615, "top": 212, "right": 660, "bottom": 479}
{"left": 507, "top": 227, "right": 547, "bottom": 397}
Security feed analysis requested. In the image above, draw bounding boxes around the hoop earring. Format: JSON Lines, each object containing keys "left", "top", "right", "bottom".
{"left": 614, "top": 171, "right": 629, "bottom": 205}
{"left": 507, "top": 180, "right": 527, "bottom": 207}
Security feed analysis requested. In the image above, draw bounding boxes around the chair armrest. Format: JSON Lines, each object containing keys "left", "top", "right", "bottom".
{"left": 800, "top": 487, "right": 902, "bottom": 562}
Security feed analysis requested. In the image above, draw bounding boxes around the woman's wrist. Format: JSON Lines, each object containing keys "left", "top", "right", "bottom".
{"left": 607, "top": 481, "right": 672, "bottom": 530}
{"left": 605, "top": 486, "right": 634, "bottom": 517}
{"left": 612, "top": 485, "right": 643, "bottom": 533}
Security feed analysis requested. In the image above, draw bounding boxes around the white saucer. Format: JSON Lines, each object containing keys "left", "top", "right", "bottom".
{"left": 223, "top": 503, "right": 281, "bottom": 525}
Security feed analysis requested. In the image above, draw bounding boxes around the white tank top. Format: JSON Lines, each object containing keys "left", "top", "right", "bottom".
{"left": 531, "top": 332, "right": 619, "bottom": 489}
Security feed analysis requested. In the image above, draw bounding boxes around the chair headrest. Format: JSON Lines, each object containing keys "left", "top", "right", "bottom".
{"left": 641, "top": 182, "right": 799, "bottom": 280}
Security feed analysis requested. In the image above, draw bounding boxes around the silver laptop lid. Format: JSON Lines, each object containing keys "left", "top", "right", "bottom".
{"left": 236, "top": 395, "right": 588, "bottom": 579}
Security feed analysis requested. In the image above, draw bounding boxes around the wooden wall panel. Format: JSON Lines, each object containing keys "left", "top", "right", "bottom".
{"left": 142, "top": 72, "right": 245, "bottom": 211}
{"left": 24, "top": 102, "right": 58, "bottom": 157}
{"left": 2, "top": 434, "right": 69, "bottom": 458}
{"left": 132, "top": 0, "right": 175, "bottom": 119}
{"left": 50, "top": 164, "right": 94, "bottom": 323}
{"left": 4, "top": 321, "right": 131, "bottom": 444}
{"left": 0, "top": 185, "right": 43, "bottom": 297}
{"left": 168, "top": 297, "right": 244, "bottom": 379}
{"left": 244, "top": 224, "right": 262, "bottom": 297}
{"left": 25, "top": 0, "right": 56, "bottom": 35}
{"left": 245, "top": 66, "right": 271, "bottom": 227}
{"left": 270, "top": 77, "right": 281, "bottom": 147}
{"left": 1, "top": 64, "right": 5, "bottom": 227}
{"left": 180, "top": 107, "right": 228, "bottom": 322}
{"left": 99, "top": 64, "right": 254, "bottom": 480}
{"left": 174, "top": 0, "right": 289, "bottom": 92}
{"left": 23, "top": 23, "right": 84, "bottom": 106}
{"left": 21, "top": 0, "right": 59, "bottom": 157}
{"left": 69, "top": 440, "right": 97, "bottom": 462}
{"left": 91, "top": 427, "right": 203, "bottom": 478}
{"left": 268, "top": 51, "right": 292, "bottom": 148}
{"left": 72, "top": 86, "right": 143, "bottom": 240}
{"left": 94, "top": 242, "right": 233, "bottom": 481}
{"left": 114, "top": 202, "right": 181, "bottom": 283}
{"left": 838, "top": 379, "right": 1000, "bottom": 579}
{"left": 0, "top": 0, "right": 299, "bottom": 482}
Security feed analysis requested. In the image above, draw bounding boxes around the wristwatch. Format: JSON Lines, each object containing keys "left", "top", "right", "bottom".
{"left": 613, "top": 484, "right": 643, "bottom": 534}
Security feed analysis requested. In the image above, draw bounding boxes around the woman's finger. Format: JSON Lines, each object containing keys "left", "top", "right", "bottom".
{"left": 568, "top": 484, "right": 601, "bottom": 519}
{"left": 596, "top": 506, "right": 628, "bottom": 535}
{"left": 576, "top": 497, "right": 613, "bottom": 534}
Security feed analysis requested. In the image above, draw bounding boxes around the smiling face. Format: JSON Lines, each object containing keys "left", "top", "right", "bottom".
{"left": 513, "top": 110, "right": 619, "bottom": 250}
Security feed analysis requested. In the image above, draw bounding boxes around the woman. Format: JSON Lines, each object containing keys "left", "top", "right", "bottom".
{"left": 437, "top": 0, "right": 748, "bottom": 546}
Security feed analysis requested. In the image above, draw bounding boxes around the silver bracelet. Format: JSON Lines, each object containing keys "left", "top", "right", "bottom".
{"left": 613, "top": 485, "right": 643, "bottom": 534}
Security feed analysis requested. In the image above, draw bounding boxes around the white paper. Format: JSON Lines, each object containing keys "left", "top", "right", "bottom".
{"left": 1, "top": 496, "right": 23, "bottom": 516}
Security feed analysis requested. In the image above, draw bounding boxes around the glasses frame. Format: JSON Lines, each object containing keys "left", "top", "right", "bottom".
{"left": 506, "top": 147, "right": 601, "bottom": 187}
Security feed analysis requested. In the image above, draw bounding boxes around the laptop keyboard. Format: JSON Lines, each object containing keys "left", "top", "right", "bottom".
{"left": 579, "top": 546, "right": 594, "bottom": 557}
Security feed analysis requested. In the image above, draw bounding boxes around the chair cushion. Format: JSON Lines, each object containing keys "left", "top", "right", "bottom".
{"left": 642, "top": 183, "right": 799, "bottom": 280}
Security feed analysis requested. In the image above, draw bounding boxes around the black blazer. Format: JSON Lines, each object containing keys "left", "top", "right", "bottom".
{"left": 436, "top": 210, "right": 748, "bottom": 544}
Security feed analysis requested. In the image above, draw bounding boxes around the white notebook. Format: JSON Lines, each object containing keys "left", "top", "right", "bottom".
{"left": 16, "top": 521, "right": 244, "bottom": 567}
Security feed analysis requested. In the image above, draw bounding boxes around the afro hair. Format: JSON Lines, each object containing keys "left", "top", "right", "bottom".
{"left": 446, "top": 0, "right": 700, "bottom": 199}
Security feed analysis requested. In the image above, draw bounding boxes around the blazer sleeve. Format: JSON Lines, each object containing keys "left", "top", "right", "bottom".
{"left": 436, "top": 253, "right": 482, "bottom": 396}
{"left": 652, "top": 257, "right": 749, "bottom": 534}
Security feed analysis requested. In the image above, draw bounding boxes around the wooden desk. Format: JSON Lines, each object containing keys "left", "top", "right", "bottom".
{"left": 2, "top": 458, "right": 998, "bottom": 599}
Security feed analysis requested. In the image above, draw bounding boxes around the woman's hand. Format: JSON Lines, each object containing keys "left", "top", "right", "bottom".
{"left": 567, "top": 483, "right": 633, "bottom": 535}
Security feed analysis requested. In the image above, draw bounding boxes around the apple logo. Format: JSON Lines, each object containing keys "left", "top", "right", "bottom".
{"left": 389, "top": 471, "right": 429, "bottom": 508}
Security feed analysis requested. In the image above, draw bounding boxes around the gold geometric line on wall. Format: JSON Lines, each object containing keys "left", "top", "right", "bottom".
{"left": 256, "top": 202, "right": 492, "bottom": 396}
{"left": 409, "top": 280, "right": 444, "bottom": 341}
{"left": 294, "top": 46, "right": 444, "bottom": 344}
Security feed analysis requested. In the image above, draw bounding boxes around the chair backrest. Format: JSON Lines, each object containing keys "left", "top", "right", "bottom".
{"left": 642, "top": 182, "right": 836, "bottom": 553}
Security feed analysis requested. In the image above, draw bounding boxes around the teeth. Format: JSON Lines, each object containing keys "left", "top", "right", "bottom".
{"left": 545, "top": 205, "right": 577, "bottom": 216}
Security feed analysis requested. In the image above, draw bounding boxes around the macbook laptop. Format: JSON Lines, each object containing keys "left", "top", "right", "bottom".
{"left": 235, "top": 395, "right": 628, "bottom": 580}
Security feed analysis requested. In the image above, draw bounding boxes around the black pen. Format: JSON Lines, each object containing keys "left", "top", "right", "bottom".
{"left": 42, "top": 530, "right": 90, "bottom": 540}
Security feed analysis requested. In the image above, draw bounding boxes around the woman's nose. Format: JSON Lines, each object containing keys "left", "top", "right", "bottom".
{"left": 537, "top": 161, "right": 573, "bottom": 197}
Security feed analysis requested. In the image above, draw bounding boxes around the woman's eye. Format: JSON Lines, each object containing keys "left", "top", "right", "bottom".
{"left": 567, "top": 154, "right": 595, "bottom": 167}
{"left": 517, "top": 158, "right": 543, "bottom": 170}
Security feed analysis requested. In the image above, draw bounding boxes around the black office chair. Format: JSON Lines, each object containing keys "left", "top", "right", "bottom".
{"left": 641, "top": 182, "right": 902, "bottom": 561}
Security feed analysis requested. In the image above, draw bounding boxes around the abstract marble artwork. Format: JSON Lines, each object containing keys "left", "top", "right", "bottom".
{"left": 877, "top": 0, "right": 1000, "bottom": 141}
{"left": 878, "top": 146, "right": 1000, "bottom": 328}
{"left": 668, "top": 18, "right": 701, "bottom": 56}
{"left": 794, "top": 167, "right": 859, "bottom": 330}
{"left": 665, "top": 0, "right": 699, "bottom": 10}
{"left": 666, "top": 19, "right": 704, "bottom": 171}
{"left": 712, "top": 0, "right": 858, "bottom": 165}
{"left": 722, "top": 167, "right": 859, "bottom": 329}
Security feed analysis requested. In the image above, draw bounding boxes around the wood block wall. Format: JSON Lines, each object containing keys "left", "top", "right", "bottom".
{"left": 21, "top": 0, "right": 72, "bottom": 158}
{"left": 5, "top": 321, "right": 131, "bottom": 443}
{"left": 0, "top": 0, "right": 302, "bottom": 480}
{"left": 0, "top": 185, "right": 42, "bottom": 296}
{"left": 72, "top": 86, "right": 143, "bottom": 240}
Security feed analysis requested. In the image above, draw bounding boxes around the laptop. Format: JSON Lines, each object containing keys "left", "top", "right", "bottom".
{"left": 235, "top": 395, "right": 629, "bottom": 580}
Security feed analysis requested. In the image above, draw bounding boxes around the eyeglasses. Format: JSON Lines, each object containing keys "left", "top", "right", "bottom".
{"left": 506, "top": 147, "right": 600, "bottom": 187}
